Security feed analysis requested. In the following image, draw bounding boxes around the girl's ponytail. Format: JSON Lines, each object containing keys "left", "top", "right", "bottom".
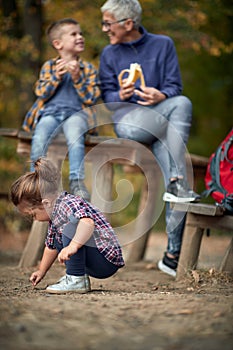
{"left": 10, "top": 158, "right": 60, "bottom": 206}
{"left": 34, "top": 157, "right": 60, "bottom": 184}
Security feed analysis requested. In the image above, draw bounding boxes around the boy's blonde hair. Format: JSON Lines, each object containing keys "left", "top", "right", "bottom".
{"left": 46, "top": 18, "right": 79, "bottom": 46}
{"left": 10, "top": 158, "right": 60, "bottom": 207}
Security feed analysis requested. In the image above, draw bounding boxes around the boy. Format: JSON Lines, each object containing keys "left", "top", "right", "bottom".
{"left": 23, "top": 18, "right": 100, "bottom": 201}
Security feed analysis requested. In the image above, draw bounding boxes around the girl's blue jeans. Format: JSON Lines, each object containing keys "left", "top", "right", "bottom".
{"left": 54, "top": 217, "right": 119, "bottom": 279}
{"left": 114, "top": 95, "right": 192, "bottom": 255}
{"left": 30, "top": 109, "right": 88, "bottom": 180}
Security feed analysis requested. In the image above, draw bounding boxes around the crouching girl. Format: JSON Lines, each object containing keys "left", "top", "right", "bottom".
{"left": 10, "top": 157, "right": 124, "bottom": 294}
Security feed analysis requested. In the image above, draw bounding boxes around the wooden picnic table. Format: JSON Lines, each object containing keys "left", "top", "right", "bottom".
{"left": 0, "top": 128, "right": 211, "bottom": 275}
{"left": 173, "top": 202, "right": 233, "bottom": 279}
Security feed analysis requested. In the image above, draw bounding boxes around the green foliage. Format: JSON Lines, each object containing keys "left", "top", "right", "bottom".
{"left": 0, "top": 0, "right": 232, "bottom": 233}
{"left": 0, "top": 0, "right": 232, "bottom": 149}
{"left": 0, "top": 137, "right": 27, "bottom": 232}
{"left": 0, "top": 138, "right": 24, "bottom": 193}
{"left": 0, "top": 198, "right": 31, "bottom": 232}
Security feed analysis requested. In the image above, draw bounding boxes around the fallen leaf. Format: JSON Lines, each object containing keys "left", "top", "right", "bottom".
{"left": 145, "top": 263, "right": 156, "bottom": 270}
{"left": 177, "top": 309, "right": 194, "bottom": 315}
{"left": 191, "top": 270, "right": 200, "bottom": 283}
{"left": 209, "top": 268, "right": 215, "bottom": 275}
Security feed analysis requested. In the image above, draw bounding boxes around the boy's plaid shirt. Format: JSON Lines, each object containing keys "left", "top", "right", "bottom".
{"left": 22, "top": 57, "right": 101, "bottom": 133}
{"left": 46, "top": 192, "right": 125, "bottom": 267}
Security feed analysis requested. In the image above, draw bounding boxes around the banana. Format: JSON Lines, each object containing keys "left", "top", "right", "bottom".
{"left": 118, "top": 63, "right": 145, "bottom": 87}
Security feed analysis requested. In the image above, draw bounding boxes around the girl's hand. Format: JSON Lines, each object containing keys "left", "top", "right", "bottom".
{"left": 58, "top": 241, "right": 79, "bottom": 264}
{"left": 29, "top": 270, "right": 46, "bottom": 286}
{"left": 135, "top": 86, "right": 166, "bottom": 105}
{"left": 58, "top": 218, "right": 94, "bottom": 264}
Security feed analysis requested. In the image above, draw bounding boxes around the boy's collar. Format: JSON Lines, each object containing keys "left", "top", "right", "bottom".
{"left": 54, "top": 56, "right": 82, "bottom": 62}
{"left": 53, "top": 56, "right": 84, "bottom": 69}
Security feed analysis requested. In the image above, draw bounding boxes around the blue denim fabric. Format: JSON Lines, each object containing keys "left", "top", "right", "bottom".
{"left": 114, "top": 95, "right": 192, "bottom": 255}
{"left": 30, "top": 110, "right": 88, "bottom": 180}
{"left": 54, "top": 218, "right": 119, "bottom": 278}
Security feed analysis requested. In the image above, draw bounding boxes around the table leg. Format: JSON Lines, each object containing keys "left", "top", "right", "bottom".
{"left": 176, "top": 213, "right": 204, "bottom": 280}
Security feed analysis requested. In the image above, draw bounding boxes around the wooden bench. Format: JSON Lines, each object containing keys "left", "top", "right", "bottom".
{"left": 0, "top": 128, "right": 209, "bottom": 269}
{"left": 173, "top": 202, "right": 233, "bottom": 279}
{"left": 1, "top": 128, "right": 162, "bottom": 266}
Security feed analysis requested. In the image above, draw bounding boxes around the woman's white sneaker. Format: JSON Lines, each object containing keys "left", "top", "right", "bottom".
{"left": 163, "top": 178, "right": 201, "bottom": 203}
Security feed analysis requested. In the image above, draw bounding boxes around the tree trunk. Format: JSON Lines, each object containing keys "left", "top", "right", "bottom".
{"left": 20, "top": 0, "right": 43, "bottom": 121}
{"left": 1, "top": 0, "right": 22, "bottom": 37}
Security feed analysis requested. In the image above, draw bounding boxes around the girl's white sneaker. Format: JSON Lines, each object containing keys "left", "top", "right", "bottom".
{"left": 46, "top": 274, "right": 91, "bottom": 294}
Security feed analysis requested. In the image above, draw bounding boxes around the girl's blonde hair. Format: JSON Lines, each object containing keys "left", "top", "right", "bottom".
{"left": 10, "top": 158, "right": 60, "bottom": 206}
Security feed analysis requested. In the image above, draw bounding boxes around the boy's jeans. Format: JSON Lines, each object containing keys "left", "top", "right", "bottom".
{"left": 114, "top": 95, "right": 192, "bottom": 256}
{"left": 30, "top": 110, "right": 88, "bottom": 180}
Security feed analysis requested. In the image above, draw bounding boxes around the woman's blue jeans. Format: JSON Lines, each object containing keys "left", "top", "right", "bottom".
{"left": 114, "top": 96, "right": 192, "bottom": 255}
{"left": 30, "top": 110, "right": 88, "bottom": 180}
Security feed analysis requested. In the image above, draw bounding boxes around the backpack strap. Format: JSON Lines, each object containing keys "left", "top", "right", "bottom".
{"left": 223, "top": 135, "right": 233, "bottom": 164}
{"left": 222, "top": 194, "right": 233, "bottom": 214}
{"left": 210, "top": 145, "right": 227, "bottom": 195}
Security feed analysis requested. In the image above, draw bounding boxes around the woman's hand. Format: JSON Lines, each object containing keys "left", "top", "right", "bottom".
{"left": 135, "top": 86, "right": 166, "bottom": 105}
{"left": 58, "top": 241, "right": 80, "bottom": 264}
{"left": 119, "top": 79, "right": 135, "bottom": 100}
{"left": 29, "top": 270, "right": 46, "bottom": 286}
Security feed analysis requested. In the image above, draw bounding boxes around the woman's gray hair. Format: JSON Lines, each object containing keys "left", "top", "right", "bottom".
{"left": 101, "top": 0, "right": 142, "bottom": 29}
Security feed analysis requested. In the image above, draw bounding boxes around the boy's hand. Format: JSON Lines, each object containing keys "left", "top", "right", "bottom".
{"left": 56, "top": 59, "right": 68, "bottom": 79}
{"left": 29, "top": 270, "right": 45, "bottom": 286}
{"left": 67, "top": 60, "right": 80, "bottom": 82}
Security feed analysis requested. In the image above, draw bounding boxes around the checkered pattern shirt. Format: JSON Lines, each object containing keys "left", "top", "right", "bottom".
{"left": 45, "top": 192, "right": 125, "bottom": 267}
{"left": 22, "top": 57, "right": 100, "bottom": 132}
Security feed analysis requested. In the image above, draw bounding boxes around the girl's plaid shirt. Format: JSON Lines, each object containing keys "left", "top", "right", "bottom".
{"left": 22, "top": 57, "right": 100, "bottom": 133}
{"left": 46, "top": 192, "right": 125, "bottom": 267}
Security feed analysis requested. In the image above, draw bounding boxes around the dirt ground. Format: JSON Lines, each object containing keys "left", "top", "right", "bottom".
{"left": 0, "top": 230, "right": 232, "bottom": 350}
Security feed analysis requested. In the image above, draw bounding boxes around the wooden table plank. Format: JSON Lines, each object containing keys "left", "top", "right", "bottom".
{"left": 171, "top": 202, "right": 224, "bottom": 216}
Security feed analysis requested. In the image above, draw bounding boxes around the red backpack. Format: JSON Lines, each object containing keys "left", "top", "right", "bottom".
{"left": 204, "top": 128, "right": 233, "bottom": 214}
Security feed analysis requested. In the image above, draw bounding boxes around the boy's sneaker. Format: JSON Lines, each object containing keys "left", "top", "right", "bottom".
{"left": 163, "top": 178, "right": 201, "bottom": 203}
{"left": 46, "top": 274, "right": 91, "bottom": 294}
{"left": 158, "top": 253, "right": 178, "bottom": 277}
{"left": 70, "top": 179, "right": 91, "bottom": 202}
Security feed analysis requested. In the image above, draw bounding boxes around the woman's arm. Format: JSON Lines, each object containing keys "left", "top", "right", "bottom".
{"left": 58, "top": 217, "right": 94, "bottom": 263}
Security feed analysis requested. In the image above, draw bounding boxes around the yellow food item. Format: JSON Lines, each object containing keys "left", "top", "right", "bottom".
{"left": 118, "top": 63, "right": 145, "bottom": 87}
